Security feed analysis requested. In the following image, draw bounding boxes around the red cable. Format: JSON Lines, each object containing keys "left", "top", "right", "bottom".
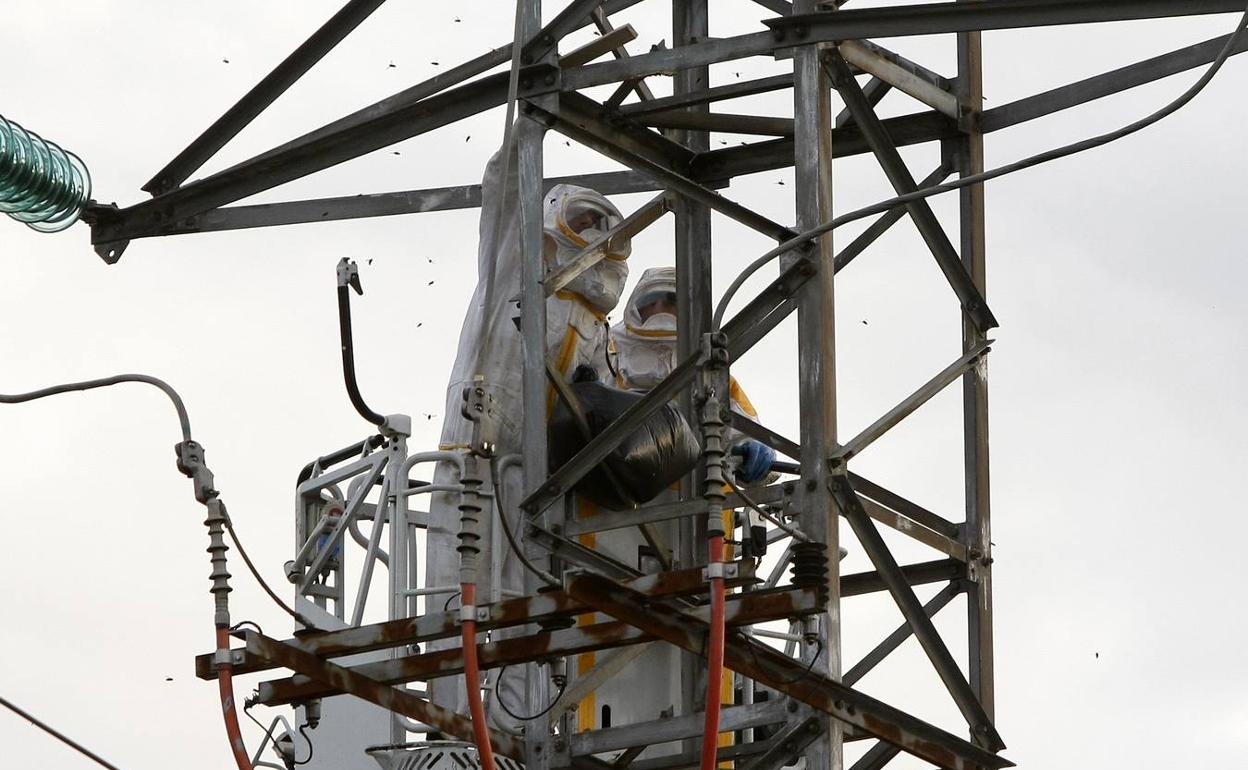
{"left": 215, "top": 627, "right": 253, "bottom": 770}
{"left": 461, "top": 582, "right": 498, "bottom": 770}
{"left": 701, "top": 535, "right": 726, "bottom": 770}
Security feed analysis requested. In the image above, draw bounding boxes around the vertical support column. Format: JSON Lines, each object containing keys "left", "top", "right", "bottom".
{"left": 517, "top": 3, "right": 552, "bottom": 767}
{"left": 791, "top": 2, "right": 839, "bottom": 768}
{"left": 673, "top": 0, "right": 712, "bottom": 384}
{"left": 955, "top": 11, "right": 996, "bottom": 727}
{"left": 386, "top": 429, "right": 411, "bottom": 745}
{"left": 672, "top": 1, "right": 711, "bottom": 754}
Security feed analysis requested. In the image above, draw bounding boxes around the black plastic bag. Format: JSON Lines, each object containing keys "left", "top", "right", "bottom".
{"left": 549, "top": 367, "right": 701, "bottom": 510}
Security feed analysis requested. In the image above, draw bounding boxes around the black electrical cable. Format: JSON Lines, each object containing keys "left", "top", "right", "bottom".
{"left": 443, "top": 590, "right": 462, "bottom": 612}
{"left": 490, "top": 459, "right": 560, "bottom": 587}
{"left": 711, "top": 3, "right": 1248, "bottom": 331}
{"left": 1, "top": 374, "right": 308, "bottom": 627}
{"left": 1, "top": 694, "right": 127, "bottom": 770}
{"left": 222, "top": 511, "right": 309, "bottom": 628}
{"left": 230, "top": 620, "right": 264, "bottom": 635}
{"left": 1, "top": 374, "right": 191, "bottom": 442}
{"left": 243, "top": 699, "right": 315, "bottom": 766}
{"left": 604, "top": 337, "right": 621, "bottom": 383}
{"left": 293, "top": 723, "right": 315, "bottom": 766}
{"left": 492, "top": 665, "right": 567, "bottom": 722}
{"left": 336, "top": 278, "right": 386, "bottom": 426}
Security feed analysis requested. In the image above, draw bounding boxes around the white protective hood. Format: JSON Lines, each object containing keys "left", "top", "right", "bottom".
{"left": 543, "top": 183, "right": 631, "bottom": 314}
{"left": 611, "top": 266, "right": 678, "bottom": 391}
{"left": 437, "top": 150, "right": 632, "bottom": 452}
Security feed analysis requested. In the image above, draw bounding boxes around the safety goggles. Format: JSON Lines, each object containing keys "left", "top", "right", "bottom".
{"left": 635, "top": 290, "right": 677, "bottom": 311}
{"left": 563, "top": 200, "right": 612, "bottom": 235}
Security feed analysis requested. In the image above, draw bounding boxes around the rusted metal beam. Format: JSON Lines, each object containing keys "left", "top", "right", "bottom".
{"left": 255, "top": 587, "right": 821, "bottom": 707}
{"left": 564, "top": 573, "right": 1011, "bottom": 770}
{"left": 196, "top": 561, "right": 755, "bottom": 679}
{"left": 243, "top": 631, "right": 526, "bottom": 761}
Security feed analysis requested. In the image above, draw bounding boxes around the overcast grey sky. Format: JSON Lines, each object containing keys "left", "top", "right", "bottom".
{"left": 2, "top": 2, "right": 1246, "bottom": 769}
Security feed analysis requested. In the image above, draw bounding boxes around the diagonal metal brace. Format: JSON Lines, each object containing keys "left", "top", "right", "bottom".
{"left": 826, "top": 51, "right": 997, "bottom": 332}
{"left": 829, "top": 474, "right": 1005, "bottom": 751}
{"left": 834, "top": 338, "right": 991, "bottom": 463}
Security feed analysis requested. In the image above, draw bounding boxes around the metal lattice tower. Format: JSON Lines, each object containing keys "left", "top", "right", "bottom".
{"left": 88, "top": 3, "right": 1247, "bottom": 770}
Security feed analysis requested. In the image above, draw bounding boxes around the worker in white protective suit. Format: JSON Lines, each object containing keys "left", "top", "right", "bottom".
{"left": 425, "top": 141, "right": 631, "bottom": 729}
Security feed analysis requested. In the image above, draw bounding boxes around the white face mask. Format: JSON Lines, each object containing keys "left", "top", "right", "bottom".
{"left": 639, "top": 311, "right": 677, "bottom": 333}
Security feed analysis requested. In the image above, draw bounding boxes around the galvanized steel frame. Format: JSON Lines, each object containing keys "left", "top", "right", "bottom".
{"left": 138, "top": 2, "right": 1248, "bottom": 769}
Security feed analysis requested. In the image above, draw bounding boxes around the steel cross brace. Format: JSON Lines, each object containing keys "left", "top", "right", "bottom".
{"left": 833, "top": 163, "right": 951, "bottom": 272}
{"left": 826, "top": 51, "right": 996, "bottom": 333}
{"left": 834, "top": 338, "right": 993, "bottom": 463}
{"left": 563, "top": 572, "right": 1011, "bottom": 770}
{"left": 844, "top": 582, "right": 963, "bottom": 687}
{"left": 828, "top": 473, "right": 1004, "bottom": 751}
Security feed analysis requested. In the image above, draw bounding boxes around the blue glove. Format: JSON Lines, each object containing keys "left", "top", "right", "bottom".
{"left": 734, "top": 440, "right": 776, "bottom": 483}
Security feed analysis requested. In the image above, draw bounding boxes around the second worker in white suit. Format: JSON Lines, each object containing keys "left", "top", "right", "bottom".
{"left": 610, "top": 267, "right": 777, "bottom": 484}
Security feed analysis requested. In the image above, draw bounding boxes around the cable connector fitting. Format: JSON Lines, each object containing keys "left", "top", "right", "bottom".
{"left": 336, "top": 257, "right": 363, "bottom": 294}
{"left": 458, "top": 604, "right": 488, "bottom": 623}
{"left": 176, "top": 440, "right": 217, "bottom": 503}
{"left": 380, "top": 414, "right": 411, "bottom": 438}
{"left": 705, "top": 561, "right": 727, "bottom": 580}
